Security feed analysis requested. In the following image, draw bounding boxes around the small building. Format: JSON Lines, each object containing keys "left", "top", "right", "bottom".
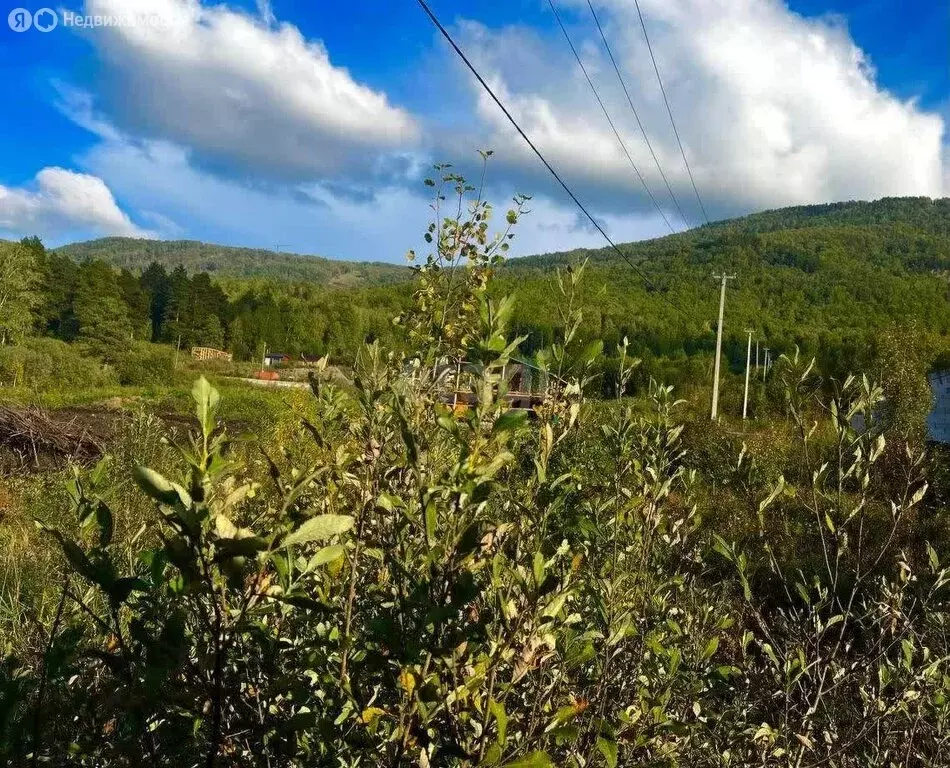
{"left": 263, "top": 352, "right": 290, "bottom": 367}
{"left": 429, "top": 358, "right": 547, "bottom": 414}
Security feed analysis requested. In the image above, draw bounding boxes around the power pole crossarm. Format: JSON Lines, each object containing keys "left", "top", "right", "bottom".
{"left": 710, "top": 273, "right": 736, "bottom": 421}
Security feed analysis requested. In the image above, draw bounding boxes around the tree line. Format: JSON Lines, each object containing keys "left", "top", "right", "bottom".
{"left": 1, "top": 237, "right": 410, "bottom": 364}
{"left": 3, "top": 194, "right": 949, "bottom": 393}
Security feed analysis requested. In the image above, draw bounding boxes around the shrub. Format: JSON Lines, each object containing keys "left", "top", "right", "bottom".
{"left": 113, "top": 341, "right": 177, "bottom": 387}
{"left": 0, "top": 337, "right": 117, "bottom": 391}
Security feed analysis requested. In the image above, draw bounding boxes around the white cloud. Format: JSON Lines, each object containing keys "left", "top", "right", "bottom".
{"left": 446, "top": 0, "right": 945, "bottom": 222}
{"left": 0, "top": 167, "right": 153, "bottom": 239}
{"left": 255, "top": 0, "right": 275, "bottom": 27}
{"left": 80, "top": 0, "right": 420, "bottom": 179}
{"left": 42, "top": 0, "right": 946, "bottom": 257}
{"left": 69, "top": 124, "right": 658, "bottom": 261}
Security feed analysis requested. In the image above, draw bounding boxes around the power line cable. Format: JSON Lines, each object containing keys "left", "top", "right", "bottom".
{"left": 415, "top": 0, "right": 691, "bottom": 320}
{"left": 631, "top": 0, "right": 710, "bottom": 224}
{"left": 586, "top": 0, "right": 692, "bottom": 230}
{"left": 546, "top": 0, "right": 676, "bottom": 235}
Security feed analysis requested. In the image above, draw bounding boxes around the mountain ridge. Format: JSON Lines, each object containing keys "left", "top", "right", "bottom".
{"left": 54, "top": 196, "right": 950, "bottom": 284}
{"left": 54, "top": 237, "right": 411, "bottom": 287}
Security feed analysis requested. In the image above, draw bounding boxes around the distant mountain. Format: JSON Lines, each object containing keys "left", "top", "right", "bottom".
{"left": 54, "top": 196, "right": 950, "bottom": 289}
{"left": 514, "top": 196, "right": 950, "bottom": 269}
{"left": 54, "top": 237, "right": 411, "bottom": 287}
{"left": 702, "top": 196, "right": 950, "bottom": 236}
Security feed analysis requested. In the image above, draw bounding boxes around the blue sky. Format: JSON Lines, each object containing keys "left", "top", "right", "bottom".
{"left": 0, "top": 0, "right": 946, "bottom": 262}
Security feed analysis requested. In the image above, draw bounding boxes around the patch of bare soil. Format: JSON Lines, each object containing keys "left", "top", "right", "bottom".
{"left": 0, "top": 405, "right": 195, "bottom": 475}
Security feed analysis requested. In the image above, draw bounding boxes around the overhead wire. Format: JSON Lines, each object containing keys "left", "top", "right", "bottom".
{"left": 585, "top": 0, "right": 692, "bottom": 230}
{"left": 631, "top": 0, "right": 710, "bottom": 224}
{"left": 546, "top": 0, "right": 676, "bottom": 235}
{"left": 414, "top": 0, "right": 692, "bottom": 321}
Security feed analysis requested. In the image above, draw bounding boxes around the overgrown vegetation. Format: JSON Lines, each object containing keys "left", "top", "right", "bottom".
{"left": 1, "top": 166, "right": 948, "bottom": 766}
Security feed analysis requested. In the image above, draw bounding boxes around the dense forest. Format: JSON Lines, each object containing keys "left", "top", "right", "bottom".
{"left": 3, "top": 196, "right": 948, "bottom": 394}
{"left": 2, "top": 237, "right": 412, "bottom": 365}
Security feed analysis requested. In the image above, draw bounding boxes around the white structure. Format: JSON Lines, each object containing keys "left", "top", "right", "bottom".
{"left": 928, "top": 370, "right": 950, "bottom": 444}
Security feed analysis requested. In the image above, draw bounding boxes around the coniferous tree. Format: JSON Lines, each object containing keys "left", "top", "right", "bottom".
{"left": 73, "top": 260, "right": 133, "bottom": 355}
{"left": 29, "top": 240, "right": 80, "bottom": 340}
{"left": 161, "top": 265, "right": 191, "bottom": 345}
{"left": 117, "top": 269, "right": 151, "bottom": 341}
{"left": 139, "top": 261, "right": 171, "bottom": 341}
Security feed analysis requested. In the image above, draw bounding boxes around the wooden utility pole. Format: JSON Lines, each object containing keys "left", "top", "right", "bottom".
{"left": 743, "top": 329, "right": 753, "bottom": 420}
{"left": 452, "top": 359, "right": 462, "bottom": 410}
{"left": 710, "top": 273, "right": 736, "bottom": 421}
{"left": 172, "top": 311, "right": 182, "bottom": 371}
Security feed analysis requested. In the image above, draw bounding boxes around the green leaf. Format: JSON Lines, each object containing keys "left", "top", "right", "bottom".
{"left": 284, "top": 515, "right": 355, "bottom": 547}
{"left": 312, "top": 544, "right": 345, "bottom": 566}
{"left": 133, "top": 466, "right": 180, "bottom": 506}
{"left": 489, "top": 698, "right": 507, "bottom": 745}
{"left": 596, "top": 737, "right": 618, "bottom": 768}
{"left": 455, "top": 522, "right": 483, "bottom": 557}
{"left": 702, "top": 636, "right": 720, "bottom": 661}
{"left": 192, "top": 376, "right": 220, "bottom": 436}
{"left": 553, "top": 704, "right": 581, "bottom": 725}
{"left": 95, "top": 502, "right": 114, "bottom": 548}
{"left": 501, "top": 752, "right": 552, "bottom": 768}
{"left": 493, "top": 409, "right": 527, "bottom": 436}
{"left": 532, "top": 551, "right": 545, "bottom": 586}
{"left": 60, "top": 537, "right": 98, "bottom": 583}
{"left": 425, "top": 501, "right": 437, "bottom": 545}
{"left": 542, "top": 592, "right": 568, "bottom": 619}
{"left": 37, "top": 524, "right": 94, "bottom": 579}
{"left": 578, "top": 339, "right": 604, "bottom": 366}
{"left": 928, "top": 543, "right": 940, "bottom": 571}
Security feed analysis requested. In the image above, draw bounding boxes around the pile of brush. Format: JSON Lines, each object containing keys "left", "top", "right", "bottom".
{"left": 0, "top": 405, "right": 106, "bottom": 469}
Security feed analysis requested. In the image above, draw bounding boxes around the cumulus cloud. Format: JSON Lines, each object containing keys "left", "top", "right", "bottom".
{"left": 445, "top": 0, "right": 945, "bottom": 223}
{"left": 43, "top": 0, "right": 946, "bottom": 256}
{"left": 0, "top": 167, "right": 153, "bottom": 239}
{"left": 69, "top": 124, "right": 662, "bottom": 261}
{"left": 81, "top": 0, "right": 420, "bottom": 180}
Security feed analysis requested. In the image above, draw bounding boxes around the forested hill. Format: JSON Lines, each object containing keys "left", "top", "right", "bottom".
{"left": 497, "top": 196, "right": 950, "bottom": 380}
{"left": 706, "top": 196, "right": 950, "bottom": 235}
{"left": 43, "top": 195, "right": 950, "bottom": 380}
{"left": 514, "top": 196, "right": 950, "bottom": 268}
{"left": 55, "top": 237, "right": 410, "bottom": 287}
{"left": 56, "top": 197, "right": 950, "bottom": 280}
